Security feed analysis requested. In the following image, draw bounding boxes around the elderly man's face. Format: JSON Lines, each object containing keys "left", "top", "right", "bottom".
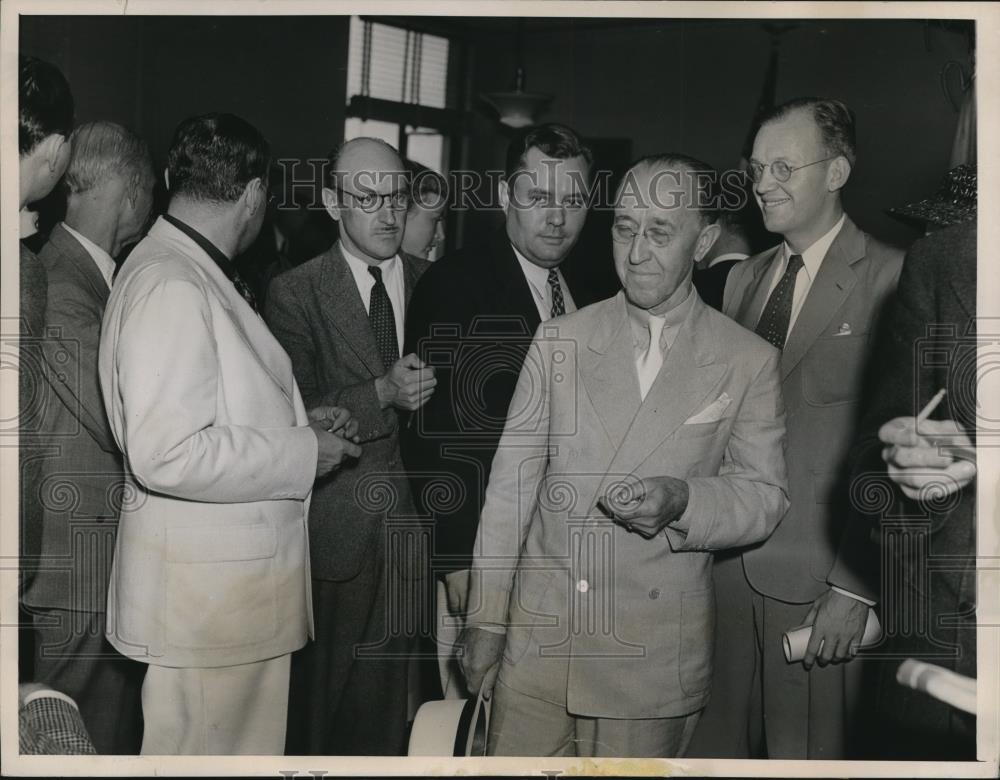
{"left": 751, "top": 108, "right": 837, "bottom": 244}
{"left": 613, "top": 163, "right": 718, "bottom": 313}
{"left": 500, "top": 147, "right": 589, "bottom": 269}
{"left": 325, "top": 141, "right": 407, "bottom": 264}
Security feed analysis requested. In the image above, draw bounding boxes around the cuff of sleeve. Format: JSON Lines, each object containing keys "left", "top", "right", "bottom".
{"left": 24, "top": 689, "right": 79, "bottom": 710}
{"left": 661, "top": 480, "right": 702, "bottom": 550}
{"left": 287, "top": 424, "right": 319, "bottom": 499}
{"left": 831, "top": 585, "right": 877, "bottom": 607}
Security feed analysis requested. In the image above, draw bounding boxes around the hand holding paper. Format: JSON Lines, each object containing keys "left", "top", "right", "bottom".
{"left": 784, "top": 605, "right": 881, "bottom": 664}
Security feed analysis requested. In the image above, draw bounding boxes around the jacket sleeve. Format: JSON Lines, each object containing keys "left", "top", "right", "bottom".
{"left": 466, "top": 328, "right": 552, "bottom": 628}
{"left": 663, "top": 345, "right": 790, "bottom": 551}
{"left": 41, "top": 284, "right": 118, "bottom": 454}
{"left": 265, "top": 273, "right": 395, "bottom": 444}
{"left": 115, "top": 275, "right": 317, "bottom": 503}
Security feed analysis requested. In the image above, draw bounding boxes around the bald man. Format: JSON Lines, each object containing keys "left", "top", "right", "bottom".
{"left": 266, "top": 138, "right": 434, "bottom": 755}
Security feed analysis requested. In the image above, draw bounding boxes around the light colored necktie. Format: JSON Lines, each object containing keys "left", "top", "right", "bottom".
{"left": 637, "top": 315, "right": 666, "bottom": 400}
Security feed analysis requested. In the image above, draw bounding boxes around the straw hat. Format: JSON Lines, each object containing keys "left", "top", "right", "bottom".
{"left": 889, "top": 164, "right": 976, "bottom": 228}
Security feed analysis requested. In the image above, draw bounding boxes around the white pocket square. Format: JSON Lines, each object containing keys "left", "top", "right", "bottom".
{"left": 684, "top": 392, "right": 732, "bottom": 425}
{"left": 834, "top": 322, "right": 853, "bottom": 336}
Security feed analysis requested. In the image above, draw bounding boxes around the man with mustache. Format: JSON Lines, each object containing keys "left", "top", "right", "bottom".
{"left": 458, "top": 154, "right": 788, "bottom": 757}
{"left": 266, "top": 137, "right": 434, "bottom": 755}
{"left": 402, "top": 124, "right": 599, "bottom": 699}
{"left": 690, "top": 97, "right": 904, "bottom": 759}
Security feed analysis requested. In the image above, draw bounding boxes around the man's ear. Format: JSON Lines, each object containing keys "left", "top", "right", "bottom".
{"left": 693, "top": 221, "right": 722, "bottom": 263}
{"left": 498, "top": 178, "right": 510, "bottom": 214}
{"left": 321, "top": 186, "right": 342, "bottom": 222}
{"left": 40, "top": 134, "right": 66, "bottom": 170}
{"left": 163, "top": 168, "right": 171, "bottom": 192}
{"left": 827, "top": 156, "right": 851, "bottom": 193}
{"left": 242, "top": 177, "right": 266, "bottom": 215}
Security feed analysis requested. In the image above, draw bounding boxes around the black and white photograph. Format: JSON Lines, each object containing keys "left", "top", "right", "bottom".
{"left": 2, "top": 1, "right": 998, "bottom": 776}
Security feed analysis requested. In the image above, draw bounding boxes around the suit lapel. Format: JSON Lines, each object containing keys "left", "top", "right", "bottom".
{"left": 780, "top": 218, "right": 864, "bottom": 381}
{"left": 319, "top": 243, "right": 385, "bottom": 377}
{"left": 489, "top": 235, "right": 543, "bottom": 334}
{"left": 608, "top": 296, "right": 725, "bottom": 475}
{"left": 580, "top": 293, "right": 641, "bottom": 450}
{"left": 733, "top": 247, "right": 781, "bottom": 330}
{"left": 48, "top": 224, "right": 111, "bottom": 306}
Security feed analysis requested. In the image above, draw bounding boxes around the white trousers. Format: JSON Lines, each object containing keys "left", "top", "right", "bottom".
{"left": 140, "top": 654, "right": 291, "bottom": 755}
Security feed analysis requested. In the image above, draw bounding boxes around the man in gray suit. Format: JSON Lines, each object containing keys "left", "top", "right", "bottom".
{"left": 22, "top": 121, "right": 154, "bottom": 753}
{"left": 266, "top": 137, "right": 434, "bottom": 755}
{"left": 690, "top": 97, "right": 904, "bottom": 759}
{"left": 460, "top": 154, "right": 789, "bottom": 757}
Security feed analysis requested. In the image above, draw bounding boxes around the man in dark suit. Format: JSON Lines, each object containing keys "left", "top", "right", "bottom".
{"left": 266, "top": 137, "right": 434, "bottom": 755}
{"left": 402, "top": 124, "right": 596, "bottom": 698}
{"left": 689, "top": 97, "right": 904, "bottom": 759}
{"left": 22, "top": 121, "right": 154, "bottom": 753}
{"left": 851, "top": 221, "right": 977, "bottom": 760}
{"left": 17, "top": 55, "right": 73, "bottom": 600}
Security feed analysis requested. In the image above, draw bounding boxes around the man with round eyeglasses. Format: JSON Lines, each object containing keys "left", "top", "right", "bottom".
{"left": 265, "top": 137, "right": 434, "bottom": 755}
{"left": 689, "top": 97, "right": 905, "bottom": 760}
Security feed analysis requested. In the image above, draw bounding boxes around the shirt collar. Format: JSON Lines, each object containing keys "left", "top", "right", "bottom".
{"left": 162, "top": 213, "right": 236, "bottom": 281}
{"left": 61, "top": 222, "right": 116, "bottom": 288}
{"left": 626, "top": 283, "right": 695, "bottom": 339}
{"left": 705, "top": 252, "right": 749, "bottom": 268}
{"left": 340, "top": 241, "right": 399, "bottom": 278}
{"left": 512, "top": 244, "right": 560, "bottom": 290}
{"left": 782, "top": 213, "right": 845, "bottom": 280}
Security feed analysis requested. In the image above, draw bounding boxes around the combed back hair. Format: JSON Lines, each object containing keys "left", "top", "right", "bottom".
{"left": 19, "top": 55, "right": 74, "bottom": 157}
{"left": 759, "top": 97, "right": 857, "bottom": 167}
{"left": 621, "top": 153, "right": 720, "bottom": 224}
{"left": 504, "top": 123, "right": 593, "bottom": 180}
{"left": 166, "top": 113, "right": 270, "bottom": 203}
{"left": 404, "top": 159, "right": 448, "bottom": 211}
{"left": 65, "top": 121, "right": 154, "bottom": 196}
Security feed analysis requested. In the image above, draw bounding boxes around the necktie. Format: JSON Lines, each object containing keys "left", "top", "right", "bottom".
{"left": 637, "top": 315, "right": 666, "bottom": 400}
{"left": 232, "top": 270, "right": 259, "bottom": 313}
{"left": 548, "top": 268, "right": 565, "bottom": 318}
{"left": 368, "top": 266, "right": 399, "bottom": 370}
{"left": 755, "top": 253, "right": 804, "bottom": 350}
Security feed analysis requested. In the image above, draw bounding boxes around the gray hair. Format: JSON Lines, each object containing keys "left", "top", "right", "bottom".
{"left": 65, "top": 121, "right": 154, "bottom": 195}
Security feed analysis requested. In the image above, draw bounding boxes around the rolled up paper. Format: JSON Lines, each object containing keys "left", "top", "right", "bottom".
{"left": 782, "top": 608, "right": 882, "bottom": 663}
{"left": 896, "top": 659, "right": 977, "bottom": 715}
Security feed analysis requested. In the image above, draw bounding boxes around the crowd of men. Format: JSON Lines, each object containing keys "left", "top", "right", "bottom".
{"left": 17, "top": 53, "right": 977, "bottom": 760}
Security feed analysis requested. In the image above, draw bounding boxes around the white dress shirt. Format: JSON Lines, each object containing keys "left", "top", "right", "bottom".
{"left": 758, "top": 214, "right": 846, "bottom": 333}
{"left": 341, "top": 244, "right": 406, "bottom": 358}
{"left": 62, "top": 222, "right": 116, "bottom": 290}
{"left": 512, "top": 246, "right": 577, "bottom": 321}
{"left": 705, "top": 251, "right": 749, "bottom": 268}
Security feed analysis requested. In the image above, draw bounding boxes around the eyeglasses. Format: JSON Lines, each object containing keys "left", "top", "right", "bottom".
{"left": 611, "top": 222, "right": 672, "bottom": 248}
{"left": 748, "top": 155, "right": 838, "bottom": 184}
{"left": 336, "top": 187, "right": 411, "bottom": 213}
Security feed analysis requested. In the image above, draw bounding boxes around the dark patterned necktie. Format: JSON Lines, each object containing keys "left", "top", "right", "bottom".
{"left": 368, "top": 266, "right": 399, "bottom": 370}
{"left": 755, "top": 253, "right": 804, "bottom": 350}
{"left": 232, "top": 270, "right": 259, "bottom": 313}
{"left": 548, "top": 268, "right": 565, "bottom": 318}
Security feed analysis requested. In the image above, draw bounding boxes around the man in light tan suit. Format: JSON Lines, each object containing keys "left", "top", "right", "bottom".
{"left": 459, "top": 154, "right": 789, "bottom": 757}
{"left": 689, "top": 97, "right": 904, "bottom": 759}
{"left": 99, "top": 114, "right": 360, "bottom": 755}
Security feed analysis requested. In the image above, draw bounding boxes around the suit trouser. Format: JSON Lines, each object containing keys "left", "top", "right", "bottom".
{"left": 31, "top": 607, "right": 145, "bottom": 754}
{"left": 285, "top": 538, "right": 417, "bottom": 756}
{"left": 140, "top": 654, "right": 290, "bottom": 755}
{"left": 688, "top": 554, "right": 864, "bottom": 759}
{"left": 488, "top": 679, "right": 701, "bottom": 758}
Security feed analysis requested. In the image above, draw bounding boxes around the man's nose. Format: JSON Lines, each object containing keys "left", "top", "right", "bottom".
{"left": 378, "top": 203, "right": 398, "bottom": 225}
{"left": 754, "top": 166, "right": 777, "bottom": 194}
{"left": 629, "top": 233, "right": 650, "bottom": 264}
{"left": 546, "top": 206, "right": 566, "bottom": 226}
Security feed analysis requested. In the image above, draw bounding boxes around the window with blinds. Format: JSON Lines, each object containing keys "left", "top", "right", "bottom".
{"left": 346, "top": 16, "right": 450, "bottom": 109}
{"left": 343, "top": 16, "right": 454, "bottom": 178}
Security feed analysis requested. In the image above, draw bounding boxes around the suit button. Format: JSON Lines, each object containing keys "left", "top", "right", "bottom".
{"left": 649, "top": 588, "right": 660, "bottom": 600}
{"left": 576, "top": 579, "right": 589, "bottom": 593}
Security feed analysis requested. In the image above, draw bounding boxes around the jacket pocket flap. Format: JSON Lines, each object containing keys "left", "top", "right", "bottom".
{"left": 166, "top": 522, "right": 277, "bottom": 563}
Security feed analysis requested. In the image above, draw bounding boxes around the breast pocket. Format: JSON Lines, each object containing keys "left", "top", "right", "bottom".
{"left": 163, "top": 522, "right": 278, "bottom": 650}
{"left": 802, "top": 334, "right": 869, "bottom": 407}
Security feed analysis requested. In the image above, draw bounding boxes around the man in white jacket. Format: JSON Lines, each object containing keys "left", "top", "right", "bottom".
{"left": 99, "top": 113, "right": 359, "bottom": 755}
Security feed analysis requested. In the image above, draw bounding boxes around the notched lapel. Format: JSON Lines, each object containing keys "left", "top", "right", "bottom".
{"left": 780, "top": 221, "right": 864, "bottom": 381}
{"left": 319, "top": 245, "right": 385, "bottom": 377}
{"left": 580, "top": 295, "right": 640, "bottom": 450}
{"left": 612, "top": 304, "right": 725, "bottom": 475}
{"left": 735, "top": 247, "right": 781, "bottom": 330}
